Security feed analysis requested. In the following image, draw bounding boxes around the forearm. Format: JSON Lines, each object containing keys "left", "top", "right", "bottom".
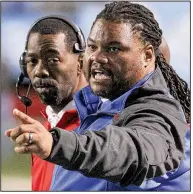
{"left": 45, "top": 121, "right": 186, "bottom": 186}
{"left": 46, "top": 126, "right": 139, "bottom": 185}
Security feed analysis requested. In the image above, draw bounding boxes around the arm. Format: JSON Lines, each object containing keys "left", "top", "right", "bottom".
{"left": 45, "top": 97, "right": 187, "bottom": 186}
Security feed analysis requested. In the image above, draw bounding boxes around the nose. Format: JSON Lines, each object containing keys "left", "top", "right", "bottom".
{"left": 34, "top": 61, "right": 49, "bottom": 78}
{"left": 90, "top": 50, "right": 108, "bottom": 64}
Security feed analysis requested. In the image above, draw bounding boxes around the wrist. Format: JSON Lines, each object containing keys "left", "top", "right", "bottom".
{"left": 50, "top": 128, "right": 60, "bottom": 148}
{"left": 43, "top": 128, "right": 61, "bottom": 160}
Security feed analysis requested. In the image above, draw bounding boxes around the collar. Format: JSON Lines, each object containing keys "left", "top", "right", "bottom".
{"left": 74, "top": 86, "right": 100, "bottom": 121}
{"left": 101, "top": 98, "right": 109, "bottom": 102}
{"left": 45, "top": 100, "right": 76, "bottom": 128}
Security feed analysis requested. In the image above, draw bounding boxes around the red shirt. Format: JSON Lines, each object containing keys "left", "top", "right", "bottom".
{"left": 32, "top": 109, "right": 80, "bottom": 191}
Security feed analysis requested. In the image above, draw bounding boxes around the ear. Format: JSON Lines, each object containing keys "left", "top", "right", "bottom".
{"left": 143, "top": 44, "right": 154, "bottom": 68}
{"left": 77, "top": 54, "right": 84, "bottom": 75}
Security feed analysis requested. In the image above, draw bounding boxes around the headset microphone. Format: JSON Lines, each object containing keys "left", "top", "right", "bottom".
{"left": 16, "top": 73, "right": 32, "bottom": 114}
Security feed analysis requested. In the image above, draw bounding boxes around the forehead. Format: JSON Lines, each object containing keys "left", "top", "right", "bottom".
{"left": 27, "top": 33, "right": 67, "bottom": 51}
{"left": 89, "top": 19, "right": 135, "bottom": 43}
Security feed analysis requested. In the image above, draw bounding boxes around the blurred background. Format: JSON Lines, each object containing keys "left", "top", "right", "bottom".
{"left": 1, "top": 1, "right": 190, "bottom": 191}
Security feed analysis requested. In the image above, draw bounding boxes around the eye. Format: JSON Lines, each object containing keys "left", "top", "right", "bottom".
{"left": 47, "top": 58, "right": 59, "bottom": 65}
{"left": 26, "top": 57, "right": 38, "bottom": 67}
{"left": 87, "top": 44, "right": 97, "bottom": 52}
{"left": 107, "top": 46, "right": 120, "bottom": 53}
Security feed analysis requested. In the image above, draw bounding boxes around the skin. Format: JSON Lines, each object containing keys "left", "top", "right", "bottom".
{"left": 5, "top": 32, "right": 87, "bottom": 159}
{"left": 83, "top": 19, "right": 156, "bottom": 99}
{"left": 27, "top": 32, "right": 86, "bottom": 113}
{"left": 5, "top": 19, "right": 157, "bottom": 158}
{"left": 159, "top": 37, "right": 170, "bottom": 64}
{"left": 5, "top": 109, "right": 53, "bottom": 159}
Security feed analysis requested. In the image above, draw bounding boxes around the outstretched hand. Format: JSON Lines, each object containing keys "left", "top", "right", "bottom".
{"left": 5, "top": 109, "right": 53, "bottom": 159}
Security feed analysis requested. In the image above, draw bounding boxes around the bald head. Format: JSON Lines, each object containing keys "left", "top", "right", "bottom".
{"left": 159, "top": 37, "right": 170, "bottom": 65}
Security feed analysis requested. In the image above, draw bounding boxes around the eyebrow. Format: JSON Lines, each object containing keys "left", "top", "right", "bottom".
{"left": 87, "top": 37, "right": 95, "bottom": 43}
{"left": 41, "top": 48, "right": 60, "bottom": 55}
{"left": 87, "top": 38, "right": 123, "bottom": 46}
{"left": 27, "top": 49, "right": 61, "bottom": 58}
{"left": 106, "top": 41, "right": 122, "bottom": 46}
{"left": 26, "top": 53, "right": 37, "bottom": 58}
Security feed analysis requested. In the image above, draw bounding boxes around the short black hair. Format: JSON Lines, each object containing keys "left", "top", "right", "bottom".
{"left": 28, "top": 18, "right": 78, "bottom": 52}
{"left": 94, "top": 1, "right": 190, "bottom": 122}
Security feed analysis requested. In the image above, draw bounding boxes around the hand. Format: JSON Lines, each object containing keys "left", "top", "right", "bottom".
{"left": 5, "top": 109, "right": 53, "bottom": 159}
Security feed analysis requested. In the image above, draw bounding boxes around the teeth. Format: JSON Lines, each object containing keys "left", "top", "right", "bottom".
{"left": 94, "top": 70, "right": 103, "bottom": 73}
{"left": 93, "top": 71, "right": 103, "bottom": 78}
{"left": 94, "top": 72, "right": 110, "bottom": 80}
{"left": 92, "top": 69, "right": 111, "bottom": 80}
{"left": 95, "top": 73, "right": 104, "bottom": 80}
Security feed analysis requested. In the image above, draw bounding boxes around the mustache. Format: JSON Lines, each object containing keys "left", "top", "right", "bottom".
{"left": 90, "top": 62, "right": 112, "bottom": 76}
{"left": 33, "top": 78, "right": 58, "bottom": 88}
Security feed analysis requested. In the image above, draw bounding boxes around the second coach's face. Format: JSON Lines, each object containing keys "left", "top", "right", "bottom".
{"left": 84, "top": 19, "right": 154, "bottom": 99}
{"left": 26, "top": 33, "right": 81, "bottom": 107}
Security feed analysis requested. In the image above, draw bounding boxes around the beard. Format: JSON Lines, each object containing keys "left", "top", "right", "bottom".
{"left": 39, "top": 87, "right": 59, "bottom": 105}
{"left": 33, "top": 78, "right": 74, "bottom": 107}
{"left": 39, "top": 85, "right": 74, "bottom": 107}
{"left": 90, "top": 78, "right": 130, "bottom": 100}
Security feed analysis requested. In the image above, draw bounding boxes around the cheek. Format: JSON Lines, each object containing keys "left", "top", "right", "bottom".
{"left": 59, "top": 68, "right": 77, "bottom": 84}
{"left": 113, "top": 55, "right": 141, "bottom": 80}
{"left": 122, "top": 53, "right": 142, "bottom": 70}
{"left": 124, "top": 60, "right": 144, "bottom": 84}
{"left": 27, "top": 67, "right": 34, "bottom": 80}
{"left": 111, "top": 57, "right": 130, "bottom": 75}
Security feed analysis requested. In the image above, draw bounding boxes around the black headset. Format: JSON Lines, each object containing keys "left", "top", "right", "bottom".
{"left": 16, "top": 15, "right": 86, "bottom": 110}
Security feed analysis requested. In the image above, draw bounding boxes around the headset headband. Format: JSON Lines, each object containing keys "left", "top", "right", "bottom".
{"left": 24, "top": 15, "right": 86, "bottom": 51}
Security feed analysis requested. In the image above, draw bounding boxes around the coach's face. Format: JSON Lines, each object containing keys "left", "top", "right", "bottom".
{"left": 84, "top": 19, "right": 155, "bottom": 99}
{"left": 26, "top": 33, "right": 81, "bottom": 110}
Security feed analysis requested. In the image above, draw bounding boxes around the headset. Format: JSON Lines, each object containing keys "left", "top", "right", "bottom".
{"left": 16, "top": 15, "right": 86, "bottom": 113}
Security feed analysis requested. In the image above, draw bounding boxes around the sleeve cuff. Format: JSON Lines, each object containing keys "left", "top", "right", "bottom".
{"left": 45, "top": 127, "right": 77, "bottom": 167}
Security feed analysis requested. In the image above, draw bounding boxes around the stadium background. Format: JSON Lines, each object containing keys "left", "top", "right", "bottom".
{"left": 1, "top": 1, "right": 190, "bottom": 191}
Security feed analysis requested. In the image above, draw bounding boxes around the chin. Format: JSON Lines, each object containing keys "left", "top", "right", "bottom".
{"left": 91, "top": 88, "right": 111, "bottom": 99}
{"left": 39, "top": 94, "right": 57, "bottom": 106}
{"left": 41, "top": 99, "right": 56, "bottom": 106}
{"left": 92, "top": 85, "right": 126, "bottom": 100}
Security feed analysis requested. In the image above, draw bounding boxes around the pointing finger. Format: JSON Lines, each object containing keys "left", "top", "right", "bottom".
{"left": 13, "top": 109, "right": 36, "bottom": 124}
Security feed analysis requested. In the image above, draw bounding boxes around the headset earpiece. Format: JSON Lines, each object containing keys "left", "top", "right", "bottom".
{"left": 73, "top": 30, "right": 86, "bottom": 52}
{"left": 74, "top": 43, "right": 84, "bottom": 53}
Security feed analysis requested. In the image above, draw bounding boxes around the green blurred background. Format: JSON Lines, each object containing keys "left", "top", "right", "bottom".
{"left": 1, "top": 152, "right": 31, "bottom": 191}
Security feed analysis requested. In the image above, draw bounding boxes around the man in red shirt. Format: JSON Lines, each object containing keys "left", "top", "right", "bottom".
{"left": 16, "top": 16, "right": 88, "bottom": 191}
